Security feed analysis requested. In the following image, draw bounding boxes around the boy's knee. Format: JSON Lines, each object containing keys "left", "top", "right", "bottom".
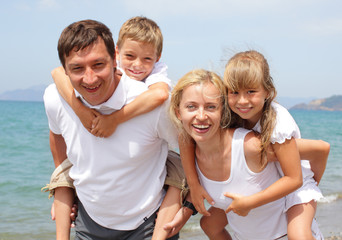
{"left": 288, "top": 228, "right": 314, "bottom": 240}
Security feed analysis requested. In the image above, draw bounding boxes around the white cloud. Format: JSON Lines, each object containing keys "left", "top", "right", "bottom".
{"left": 302, "top": 18, "right": 342, "bottom": 36}
{"left": 37, "top": 0, "right": 58, "bottom": 10}
{"left": 122, "top": 0, "right": 306, "bottom": 19}
{"left": 14, "top": 2, "right": 32, "bottom": 11}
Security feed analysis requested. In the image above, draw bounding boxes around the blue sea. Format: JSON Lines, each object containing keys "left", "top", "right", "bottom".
{"left": 0, "top": 100, "right": 341, "bottom": 239}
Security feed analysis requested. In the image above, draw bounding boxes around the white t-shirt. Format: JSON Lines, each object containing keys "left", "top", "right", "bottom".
{"left": 117, "top": 61, "right": 172, "bottom": 89}
{"left": 44, "top": 74, "right": 178, "bottom": 230}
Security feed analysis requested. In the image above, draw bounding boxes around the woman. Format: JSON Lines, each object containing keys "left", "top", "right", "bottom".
{"left": 169, "top": 69, "right": 287, "bottom": 239}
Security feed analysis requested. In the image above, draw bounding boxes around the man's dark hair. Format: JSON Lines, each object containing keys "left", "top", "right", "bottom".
{"left": 58, "top": 19, "right": 115, "bottom": 67}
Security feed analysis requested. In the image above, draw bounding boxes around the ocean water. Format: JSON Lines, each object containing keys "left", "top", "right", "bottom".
{"left": 0, "top": 100, "right": 341, "bottom": 239}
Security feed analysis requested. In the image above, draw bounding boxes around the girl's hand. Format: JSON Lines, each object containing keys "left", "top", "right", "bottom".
{"left": 224, "top": 192, "right": 252, "bottom": 217}
{"left": 189, "top": 183, "right": 214, "bottom": 216}
{"left": 91, "top": 112, "right": 119, "bottom": 138}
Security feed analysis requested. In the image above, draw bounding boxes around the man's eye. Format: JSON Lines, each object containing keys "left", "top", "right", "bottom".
{"left": 72, "top": 67, "right": 82, "bottom": 71}
{"left": 94, "top": 63, "right": 104, "bottom": 67}
{"left": 186, "top": 105, "right": 195, "bottom": 109}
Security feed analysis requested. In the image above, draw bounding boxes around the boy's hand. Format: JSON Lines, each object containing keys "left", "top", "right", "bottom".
{"left": 189, "top": 184, "right": 214, "bottom": 216}
{"left": 91, "top": 113, "right": 119, "bottom": 138}
{"left": 74, "top": 102, "right": 99, "bottom": 133}
{"left": 224, "top": 193, "right": 252, "bottom": 216}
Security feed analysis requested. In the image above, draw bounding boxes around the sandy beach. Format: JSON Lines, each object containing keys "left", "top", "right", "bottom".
{"left": 178, "top": 197, "right": 342, "bottom": 239}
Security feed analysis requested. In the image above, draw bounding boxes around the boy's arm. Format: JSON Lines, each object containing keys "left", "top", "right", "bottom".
{"left": 152, "top": 186, "right": 183, "bottom": 240}
{"left": 49, "top": 131, "right": 74, "bottom": 240}
{"left": 51, "top": 67, "right": 98, "bottom": 132}
{"left": 91, "top": 82, "right": 169, "bottom": 137}
{"left": 179, "top": 135, "right": 213, "bottom": 216}
{"left": 296, "top": 138, "right": 330, "bottom": 184}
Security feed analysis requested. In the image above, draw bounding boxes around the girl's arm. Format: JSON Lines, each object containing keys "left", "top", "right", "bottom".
{"left": 51, "top": 67, "right": 98, "bottom": 132}
{"left": 225, "top": 134, "right": 302, "bottom": 216}
{"left": 152, "top": 186, "right": 183, "bottom": 240}
{"left": 296, "top": 138, "right": 330, "bottom": 184}
{"left": 179, "top": 135, "right": 214, "bottom": 216}
{"left": 91, "top": 82, "right": 169, "bottom": 137}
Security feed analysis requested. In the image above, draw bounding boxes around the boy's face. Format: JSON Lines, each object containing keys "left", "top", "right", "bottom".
{"left": 64, "top": 37, "right": 117, "bottom": 106}
{"left": 117, "top": 38, "right": 160, "bottom": 81}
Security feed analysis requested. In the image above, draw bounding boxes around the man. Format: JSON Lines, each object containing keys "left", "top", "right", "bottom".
{"left": 44, "top": 19, "right": 179, "bottom": 240}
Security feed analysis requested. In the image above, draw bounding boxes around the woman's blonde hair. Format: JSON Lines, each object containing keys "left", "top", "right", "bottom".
{"left": 169, "top": 69, "right": 230, "bottom": 141}
{"left": 224, "top": 50, "right": 277, "bottom": 167}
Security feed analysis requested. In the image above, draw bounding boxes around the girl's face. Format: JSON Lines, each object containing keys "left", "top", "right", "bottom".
{"left": 177, "top": 82, "right": 222, "bottom": 144}
{"left": 227, "top": 84, "right": 269, "bottom": 128}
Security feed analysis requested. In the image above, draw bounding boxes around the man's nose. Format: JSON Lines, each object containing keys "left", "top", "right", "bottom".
{"left": 83, "top": 68, "right": 96, "bottom": 85}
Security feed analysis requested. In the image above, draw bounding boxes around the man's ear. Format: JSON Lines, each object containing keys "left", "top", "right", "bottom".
{"left": 156, "top": 54, "right": 161, "bottom": 62}
{"left": 115, "top": 46, "right": 120, "bottom": 61}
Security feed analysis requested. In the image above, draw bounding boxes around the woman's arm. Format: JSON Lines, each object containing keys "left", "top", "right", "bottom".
{"left": 178, "top": 135, "right": 214, "bottom": 216}
{"left": 296, "top": 138, "right": 330, "bottom": 184}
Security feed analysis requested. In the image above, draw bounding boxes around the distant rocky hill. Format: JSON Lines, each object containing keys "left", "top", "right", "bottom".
{"left": 290, "top": 95, "right": 342, "bottom": 111}
{"left": 0, "top": 85, "right": 47, "bottom": 102}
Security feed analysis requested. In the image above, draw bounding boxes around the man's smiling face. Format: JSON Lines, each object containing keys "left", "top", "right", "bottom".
{"left": 64, "top": 37, "right": 117, "bottom": 106}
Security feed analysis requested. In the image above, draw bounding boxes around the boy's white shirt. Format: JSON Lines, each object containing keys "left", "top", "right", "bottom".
{"left": 117, "top": 61, "right": 172, "bottom": 89}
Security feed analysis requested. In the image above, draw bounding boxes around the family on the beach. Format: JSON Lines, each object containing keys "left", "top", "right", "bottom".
{"left": 43, "top": 17, "right": 330, "bottom": 240}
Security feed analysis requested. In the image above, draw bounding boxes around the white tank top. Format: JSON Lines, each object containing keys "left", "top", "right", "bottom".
{"left": 196, "top": 128, "right": 287, "bottom": 240}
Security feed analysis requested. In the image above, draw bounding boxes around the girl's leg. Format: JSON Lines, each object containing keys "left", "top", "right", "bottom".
{"left": 287, "top": 200, "right": 317, "bottom": 240}
{"left": 200, "top": 207, "right": 231, "bottom": 240}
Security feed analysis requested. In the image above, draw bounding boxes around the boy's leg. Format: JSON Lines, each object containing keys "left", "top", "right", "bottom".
{"left": 200, "top": 207, "right": 231, "bottom": 240}
{"left": 287, "top": 200, "right": 317, "bottom": 240}
{"left": 54, "top": 187, "right": 74, "bottom": 240}
{"left": 152, "top": 186, "right": 182, "bottom": 240}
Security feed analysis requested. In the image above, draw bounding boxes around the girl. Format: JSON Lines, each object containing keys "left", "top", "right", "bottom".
{"left": 169, "top": 69, "right": 288, "bottom": 239}
{"left": 223, "top": 50, "right": 327, "bottom": 239}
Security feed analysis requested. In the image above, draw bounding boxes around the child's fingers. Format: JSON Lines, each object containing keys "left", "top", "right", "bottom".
{"left": 225, "top": 204, "right": 233, "bottom": 214}
{"left": 203, "top": 192, "right": 215, "bottom": 206}
{"left": 92, "top": 117, "right": 100, "bottom": 129}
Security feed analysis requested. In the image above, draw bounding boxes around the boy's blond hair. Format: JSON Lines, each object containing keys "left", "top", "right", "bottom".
{"left": 117, "top": 16, "right": 163, "bottom": 58}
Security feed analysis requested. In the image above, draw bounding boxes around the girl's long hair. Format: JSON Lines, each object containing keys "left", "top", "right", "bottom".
{"left": 224, "top": 50, "right": 277, "bottom": 167}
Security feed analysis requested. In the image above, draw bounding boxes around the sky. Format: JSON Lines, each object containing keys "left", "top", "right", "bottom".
{"left": 0, "top": 0, "right": 341, "bottom": 99}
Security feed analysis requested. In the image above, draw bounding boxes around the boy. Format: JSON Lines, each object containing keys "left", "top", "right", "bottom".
{"left": 45, "top": 17, "right": 194, "bottom": 240}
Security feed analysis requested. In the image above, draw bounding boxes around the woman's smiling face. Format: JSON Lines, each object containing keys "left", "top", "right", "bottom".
{"left": 177, "top": 82, "right": 222, "bottom": 143}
